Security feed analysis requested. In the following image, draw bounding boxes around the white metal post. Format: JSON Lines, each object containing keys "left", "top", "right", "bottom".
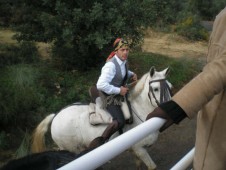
{"left": 170, "top": 147, "right": 195, "bottom": 170}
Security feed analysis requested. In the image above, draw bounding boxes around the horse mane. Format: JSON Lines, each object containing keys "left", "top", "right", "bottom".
{"left": 130, "top": 72, "right": 149, "bottom": 99}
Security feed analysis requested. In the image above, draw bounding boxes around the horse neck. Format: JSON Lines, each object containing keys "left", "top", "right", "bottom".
{"left": 129, "top": 73, "right": 149, "bottom": 99}
{"left": 129, "top": 73, "right": 155, "bottom": 119}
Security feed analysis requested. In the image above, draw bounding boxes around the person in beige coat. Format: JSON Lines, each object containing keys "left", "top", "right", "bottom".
{"left": 146, "top": 7, "right": 226, "bottom": 170}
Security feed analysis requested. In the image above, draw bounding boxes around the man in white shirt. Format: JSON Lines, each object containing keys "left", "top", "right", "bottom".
{"left": 89, "top": 38, "right": 137, "bottom": 148}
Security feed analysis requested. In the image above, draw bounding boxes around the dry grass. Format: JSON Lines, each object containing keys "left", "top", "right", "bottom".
{"left": 36, "top": 42, "right": 51, "bottom": 60}
{"left": 0, "top": 28, "right": 17, "bottom": 44}
{"left": 142, "top": 29, "right": 208, "bottom": 59}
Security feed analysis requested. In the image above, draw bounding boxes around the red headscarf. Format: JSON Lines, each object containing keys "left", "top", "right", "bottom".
{"left": 106, "top": 38, "right": 129, "bottom": 61}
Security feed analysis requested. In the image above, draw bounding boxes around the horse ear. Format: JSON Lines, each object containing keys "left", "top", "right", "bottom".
{"left": 163, "top": 67, "right": 170, "bottom": 77}
{"left": 149, "top": 66, "right": 156, "bottom": 77}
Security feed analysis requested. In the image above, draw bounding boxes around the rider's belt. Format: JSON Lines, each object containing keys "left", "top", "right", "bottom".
{"left": 100, "top": 91, "right": 124, "bottom": 108}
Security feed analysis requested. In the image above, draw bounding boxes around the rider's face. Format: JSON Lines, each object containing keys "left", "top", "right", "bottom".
{"left": 115, "top": 47, "right": 129, "bottom": 61}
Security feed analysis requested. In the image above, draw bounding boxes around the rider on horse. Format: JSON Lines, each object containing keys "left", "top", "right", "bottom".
{"left": 89, "top": 38, "right": 137, "bottom": 148}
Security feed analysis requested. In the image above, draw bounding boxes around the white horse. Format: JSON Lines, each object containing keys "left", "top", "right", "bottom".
{"left": 31, "top": 66, "right": 172, "bottom": 170}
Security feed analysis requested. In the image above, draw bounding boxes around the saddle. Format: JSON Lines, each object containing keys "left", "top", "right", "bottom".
{"left": 89, "top": 85, "right": 100, "bottom": 104}
{"left": 88, "top": 85, "right": 133, "bottom": 125}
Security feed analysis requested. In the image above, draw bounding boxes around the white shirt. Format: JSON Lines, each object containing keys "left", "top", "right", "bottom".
{"left": 97, "top": 55, "right": 134, "bottom": 94}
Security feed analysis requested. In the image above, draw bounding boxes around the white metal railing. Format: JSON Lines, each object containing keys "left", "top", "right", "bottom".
{"left": 170, "top": 147, "right": 195, "bottom": 170}
{"left": 58, "top": 117, "right": 194, "bottom": 170}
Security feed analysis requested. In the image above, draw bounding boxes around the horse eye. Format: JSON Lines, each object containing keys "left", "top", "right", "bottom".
{"left": 154, "top": 88, "right": 159, "bottom": 92}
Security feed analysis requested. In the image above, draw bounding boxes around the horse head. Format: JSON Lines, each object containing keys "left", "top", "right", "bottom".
{"left": 129, "top": 66, "right": 172, "bottom": 116}
{"left": 148, "top": 66, "right": 172, "bottom": 107}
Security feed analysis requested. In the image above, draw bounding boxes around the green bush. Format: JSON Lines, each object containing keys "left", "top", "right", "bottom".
{"left": 0, "top": 1, "right": 12, "bottom": 26}
{"left": 15, "top": 130, "right": 31, "bottom": 158}
{"left": 190, "top": 0, "right": 226, "bottom": 20}
{"left": 147, "top": 0, "right": 188, "bottom": 31}
{"left": 0, "top": 63, "right": 99, "bottom": 129}
{"left": 175, "top": 15, "right": 209, "bottom": 41}
{"left": 0, "top": 131, "right": 8, "bottom": 149}
{"left": 0, "top": 65, "right": 43, "bottom": 127}
{"left": 0, "top": 41, "right": 40, "bottom": 67}
{"left": 0, "top": 44, "right": 20, "bottom": 67}
{"left": 17, "top": 41, "right": 40, "bottom": 63}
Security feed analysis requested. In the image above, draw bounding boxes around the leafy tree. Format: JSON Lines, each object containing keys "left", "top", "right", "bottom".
{"left": 146, "top": 0, "right": 187, "bottom": 29}
{"left": 191, "top": 0, "right": 226, "bottom": 20}
{"left": 0, "top": 0, "right": 13, "bottom": 26}
{"left": 12, "top": 0, "right": 155, "bottom": 71}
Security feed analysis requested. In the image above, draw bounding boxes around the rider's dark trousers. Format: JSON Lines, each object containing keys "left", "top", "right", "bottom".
{"left": 106, "top": 104, "right": 125, "bottom": 134}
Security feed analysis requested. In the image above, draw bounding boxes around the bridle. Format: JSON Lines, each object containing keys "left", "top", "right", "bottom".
{"left": 148, "top": 78, "right": 172, "bottom": 107}
{"left": 131, "top": 78, "right": 172, "bottom": 123}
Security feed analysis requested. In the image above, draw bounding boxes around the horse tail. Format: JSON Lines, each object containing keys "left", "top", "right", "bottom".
{"left": 31, "top": 114, "right": 55, "bottom": 153}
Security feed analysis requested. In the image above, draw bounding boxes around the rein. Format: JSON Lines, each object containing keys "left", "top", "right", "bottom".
{"left": 131, "top": 105, "right": 145, "bottom": 122}
{"left": 148, "top": 78, "right": 172, "bottom": 107}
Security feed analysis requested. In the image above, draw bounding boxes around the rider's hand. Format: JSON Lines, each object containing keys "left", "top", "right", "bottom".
{"left": 131, "top": 73, "right": 137, "bottom": 81}
{"left": 120, "top": 86, "right": 129, "bottom": 96}
{"left": 146, "top": 107, "right": 174, "bottom": 132}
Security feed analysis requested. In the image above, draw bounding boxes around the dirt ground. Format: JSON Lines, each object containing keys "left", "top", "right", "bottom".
{"left": 101, "top": 31, "right": 208, "bottom": 170}
{"left": 142, "top": 29, "right": 208, "bottom": 58}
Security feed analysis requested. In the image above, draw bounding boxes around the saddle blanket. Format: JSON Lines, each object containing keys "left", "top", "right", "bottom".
{"left": 89, "top": 97, "right": 131, "bottom": 125}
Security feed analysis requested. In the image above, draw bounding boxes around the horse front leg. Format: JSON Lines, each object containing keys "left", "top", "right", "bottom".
{"left": 132, "top": 146, "right": 157, "bottom": 170}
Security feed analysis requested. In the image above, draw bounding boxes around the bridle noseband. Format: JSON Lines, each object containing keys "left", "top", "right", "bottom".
{"left": 148, "top": 79, "right": 172, "bottom": 106}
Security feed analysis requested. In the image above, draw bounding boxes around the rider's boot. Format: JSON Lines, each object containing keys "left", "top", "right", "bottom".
{"left": 88, "top": 120, "right": 119, "bottom": 149}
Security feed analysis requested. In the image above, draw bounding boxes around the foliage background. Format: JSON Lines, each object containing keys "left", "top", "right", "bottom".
{"left": 1, "top": 0, "right": 225, "bottom": 70}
